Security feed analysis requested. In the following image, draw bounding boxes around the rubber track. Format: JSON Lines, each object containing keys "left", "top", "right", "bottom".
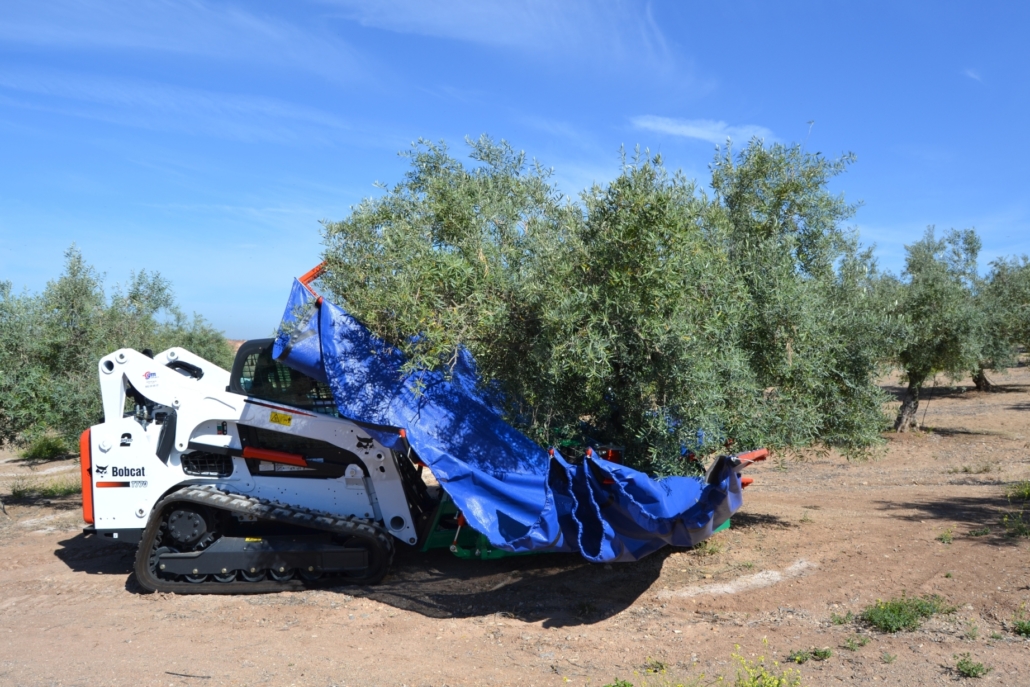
{"left": 133, "top": 485, "right": 394, "bottom": 595}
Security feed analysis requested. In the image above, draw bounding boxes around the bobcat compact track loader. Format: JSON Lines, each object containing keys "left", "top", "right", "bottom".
{"left": 80, "top": 338, "right": 433, "bottom": 593}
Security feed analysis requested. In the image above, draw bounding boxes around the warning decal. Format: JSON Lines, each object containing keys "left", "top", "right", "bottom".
{"left": 269, "top": 411, "right": 292, "bottom": 427}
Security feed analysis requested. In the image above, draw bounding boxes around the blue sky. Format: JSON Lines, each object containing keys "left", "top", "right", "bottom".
{"left": 2, "top": 1, "right": 1027, "bottom": 339}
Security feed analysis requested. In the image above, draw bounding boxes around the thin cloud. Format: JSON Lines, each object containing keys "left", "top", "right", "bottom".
{"left": 0, "top": 0, "right": 368, "bottom": 84}
{"left": 962, "top": 68, "right": 983, "bottom": 83}
{"left": 0, "top": 69, "right": 351, "bottom": 144}
{"left": 322, "top": 0, "right": 675, "bottom": 72}
{"left": 632, "top": 116, "right": 773, "bottom": 145}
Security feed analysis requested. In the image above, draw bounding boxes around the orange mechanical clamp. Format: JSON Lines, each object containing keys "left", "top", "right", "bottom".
{"left": 298, "top": 262, "right": 326, "bottom": 304}
{"left": 737, "top": 448, "right": 769, "bottom": 463}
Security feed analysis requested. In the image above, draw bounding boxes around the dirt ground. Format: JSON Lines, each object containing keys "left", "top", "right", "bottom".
{"left": 1, "top": 369, "right": 1029, "bottom": 687}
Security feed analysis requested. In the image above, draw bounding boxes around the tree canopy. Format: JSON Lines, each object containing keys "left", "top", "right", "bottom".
{"left": 320, "top": 137, "right": 898, "bottom": 472}
{"left": 0, "top": 247, "right": 232, "bottom": 449}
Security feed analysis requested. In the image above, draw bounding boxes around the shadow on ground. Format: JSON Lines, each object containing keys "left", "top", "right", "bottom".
{"left": 875, "top": 494, "right": 1027, "bottom": 546}
{"left": 880, "top": 383, "right": 1030, "bottom": 403}
{"left": 55, "top": 533, "right": 136, "bottom": 575}
{"left": 53, "top": 531, "right": 664, "bottom": 625}
{"left": 349, "top": 546, "right": 664, "bottom": 627}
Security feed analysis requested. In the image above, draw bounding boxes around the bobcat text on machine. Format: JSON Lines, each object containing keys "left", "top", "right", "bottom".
{"left": 79, "top": 338, "right": 434, "bottom": 593}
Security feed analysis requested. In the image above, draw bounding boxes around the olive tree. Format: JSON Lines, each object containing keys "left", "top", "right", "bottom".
{"left": 970, "top": 256, "right": 1030, "bottom": 390}
{"left": 892, "top": 227, "right": 984, "bottom": 431}
{"left": 320, "top": 136, "right": 895, "bottom": 473}
{"left": 0, "top": 246, "right": 232, "bottom": 449}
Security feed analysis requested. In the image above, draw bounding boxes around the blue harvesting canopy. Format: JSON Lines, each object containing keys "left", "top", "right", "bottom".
{"left": 273, "top": 279, "right": 745, "bottom": 562}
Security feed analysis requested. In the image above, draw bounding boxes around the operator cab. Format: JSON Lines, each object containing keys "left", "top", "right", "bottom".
{"left": 228, "top": 339, "right": 339, "bottom": 416}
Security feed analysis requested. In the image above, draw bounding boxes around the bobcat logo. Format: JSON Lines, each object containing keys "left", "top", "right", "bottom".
{"left": 356, "top": 436, "right": 374, "bottom": 450}
{"left": 94, "top": 465, "right": 108, "bottom": 477}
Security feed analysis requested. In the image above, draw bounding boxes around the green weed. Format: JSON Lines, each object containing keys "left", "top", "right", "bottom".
{"left": 1001, "top": 510, "right": 1030, "bottom": 537}
{"left": 786, "top": 647, "right": 830, "bottom": 664}
{"left": 603, "top": 681, "right": 634, "bottom": 687}
{"left": 968, "top": 526, "right": 990, "bottom": 537}
{"left": 936, "top": 529, "right": 954, "bottom": 544}
{"left": 1013, "top": 620, "right": 1030, "bottom": 637}
{"left": 693, "top": 539, "right": 722, "bottom": 557}
{"left": 785, "top": 650, "right": 809, "bottom": 665}
{"left": 949, "top": 463, "right": 994, "bottom": 474}
{"left": 880, "top": 652, "right": 897, "bottom": 664}
{"left": 944, "top": 572, "right": 953, "bottom": 578}
{"left": 810, "top": 648, "right": 831, "bottom": 661}
{"left": 954, "top": 653, "right": 991, "bottom": 678}
{"left": 989, "top": 632, "right": 1003, "bottom": 640}
{"left": 841, "top": 635, "right": 869, "bottom": 651}
{"left": 642, "top": 658, "right": 668, "bottom": 674}
{"left": 732, "top": 651, "right": 801, "bottom": 687}
{"left": 8, "top": 476, "right": 80, "bottom": 500}
{"left": 964, "top": 621, "right": 979, "bottom": 640}
{"left": 830, "top": 611, "right": 854, "bottom": 625}
{"left": 861, "top": 594, "right": 954, "bottom": 633}
{"left": 1007, "top": 480, "right": 1030, "bottom": 501}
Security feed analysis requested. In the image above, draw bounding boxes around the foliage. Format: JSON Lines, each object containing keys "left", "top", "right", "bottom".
{"left": 954, "top": 653, "right": 991, "bottom": 678}
{"left": 841, "top": 635, "right": 869, "bottom": 651}
{"left": 1001, "top": 510, "right": 1029, "bottom": 537}
{"left": 18, "top": 434, "right": 71, "bottom": 461}
{"left": 1013, "top": 620, "right": 1030, "bottom": 637}
{"left": 320, "top": 136, "right": 896, "bottom": 473}
{"left": 830, "top": 611, "right": 854, "bottom": 625}
{"left": 936, "top": 528, "right": 953, "bottom": 544}
{"left": 861, "top": 593, "right": 953, "bottom": 632}
{"left": 1007, "top": 481, "right": 1030, "bottom": 502}
{"left": 891, "top": 227, "right": 984, "bottom": 430}
{"left": 786, "top": 647, "right": 830, "bottom": 664}
{"left": 880, "top": 652, "right": 897, "bottom": 664}
{"left": 9, "top": 475, "right": 81, "bottom": 500}
{"left": 971, "top": 256, "right": 1030, "bottom": 387}
{"left": 0, "top": 246, "right": 232, "bottom": 447}
{"left": 732, "top": 650, "right": 801, "bottom": 687}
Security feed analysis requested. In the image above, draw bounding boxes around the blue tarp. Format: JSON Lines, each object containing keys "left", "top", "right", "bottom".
{"left": 273, "top": 279, "right": 744, "bottom": 563}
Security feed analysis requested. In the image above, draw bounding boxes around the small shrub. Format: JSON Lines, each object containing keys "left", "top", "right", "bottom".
{"left": 945, "top": 572, "right": 953, "bottom": 578}
{"left": 603, "top": 681, "right": 633, "bottom": 687}
{"left": 810, "top": 647, "right": 832, "bottom": 661}
{"left": 785, "top": 650, "right": 809, "bottom": 664}
{"left": 1013, "top": 620, "right": 1030, "bottom": 637}
{"left": 964, "top": 621, "right": 979, "bottom": 640}
{"left": 18, "top": 434, "right": 70, "bottom": 462}
{"left": 642, "top": 658, "right": 667, "bottom": 674}
{"left": 880, "top": 652, "right": 897, "bottom": 664}
{"left": 830, "top": 611, "right": 854, "bottom": 625}
{"left": 8, "top": 476, "right": 80, "bottom": 500}
{"left": 968, "top": 526, "right": 990, "bottom": 537}
{"left": 842, "top": 635, "right": 869, "bottom": 651}
{"left": 950, "top": 463, "right": 993, "bottom": 475}
{"left": 1001, "top": 510, "right": 1030, "bottom": 537}
{"left": 989, "top": 632, "right": 1003, "bottom": 640}
{"left": 693, "top": 539, "right": 722, "bottom": 557}
{"left": 936, "top": 529, "right": 954, "bottom": 544}
{"left": 1007, "top": 481, "right": 1030, "bottom": 502}
{"left": 861, "top": 594, "right": 953, "bottom": 633}
{"left": 954, "top": 653, "right": 991, "bottom": 678}
{"left": 732, "top": 651, "right": 801, "bottom": 687}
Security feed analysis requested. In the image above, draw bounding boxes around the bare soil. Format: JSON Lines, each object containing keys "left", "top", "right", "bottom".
{"left": 2, "top": 369, "right": 1029, "bottom": 686}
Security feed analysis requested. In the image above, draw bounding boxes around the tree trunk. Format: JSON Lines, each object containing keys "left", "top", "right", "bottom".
{"left": 894, "top": 381, "right": 921, "bottom": 432}
{"left": 972, "top": 369, "right": 993, "bottom": 392}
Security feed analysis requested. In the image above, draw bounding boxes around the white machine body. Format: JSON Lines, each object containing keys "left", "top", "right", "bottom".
{"left": 84, "top": 343, "right": 419, "bottom": 546}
